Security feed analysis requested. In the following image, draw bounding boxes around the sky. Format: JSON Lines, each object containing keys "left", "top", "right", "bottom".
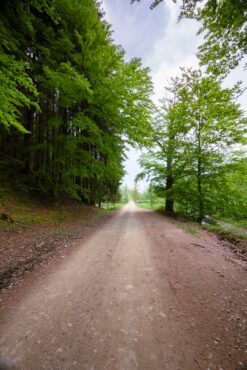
{"left": 102, "top": 0, "right": 247, "bottom": 192}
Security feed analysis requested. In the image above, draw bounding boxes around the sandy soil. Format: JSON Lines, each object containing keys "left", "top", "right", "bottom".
{"left": 0, "top": 202, "right": 246, "bottom": 370}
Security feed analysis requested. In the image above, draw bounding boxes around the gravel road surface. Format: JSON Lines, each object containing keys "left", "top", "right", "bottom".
{"left": 0, "top": 202, "right": 246, "bottom": 370}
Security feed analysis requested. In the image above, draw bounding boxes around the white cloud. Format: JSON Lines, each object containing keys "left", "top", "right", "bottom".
{"left": 152, "top": 54, "right": 199, "bottom": 104}
{"left": 102, "top": 1, "right": 202, "bottom": 105}
{"left": 145, "top": 3, "right": 202, "bottom": 104}
{"left": 102, "top": 0, "right": 168, "bottom": 62}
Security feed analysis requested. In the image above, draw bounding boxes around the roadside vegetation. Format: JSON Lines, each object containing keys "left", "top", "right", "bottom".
{"left": 0, "top": 184, "right": 108, "bottom": 232}
{"left": 119, "top": 183, "right": 247, "bottom": 249}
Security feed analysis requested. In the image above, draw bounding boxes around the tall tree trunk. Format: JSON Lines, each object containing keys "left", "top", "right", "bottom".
{"left": 197, "top": 157, "right": 204, "bottom": 223}
{"left": 165, "top": 158, "right": 174, "bottom": 215}
{"left": 165, "top": 130, "right": 174, "bottom": 215}
{"left": 197, "top": 122, "right": 204, "bottom": 223}
{"left": 23, "top": 108, "right": 34, "bottom": 175}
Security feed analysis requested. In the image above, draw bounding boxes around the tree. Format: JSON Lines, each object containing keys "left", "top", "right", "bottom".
{"left": 0, "top": 0, "right": 153, "bottom": 204}
{"left": 177, "top": 69, "right": 246, "bottom": 221}
{"left": 181, "top": 0, "right": 247, "bottom": 76}
{"left": 131, "top": 0, "right": 163, "bottom": 10}
{"left": 137, "top": 71, "right": 194, "bottom": 215}
{"left": 0, "top": 0, "right": 59, "bottom": 133}
{"left": 138, "top": 68, "right": 246, "bottom": 221}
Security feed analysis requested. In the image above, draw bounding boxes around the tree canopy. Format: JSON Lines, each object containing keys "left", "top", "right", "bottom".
{"left": 137, "top": 68, "right": 247, "bottom": 221}
{"left": 0, "top": 0, "right": 153, "bottom": 203}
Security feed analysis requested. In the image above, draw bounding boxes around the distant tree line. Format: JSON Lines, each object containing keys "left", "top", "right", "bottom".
{"left": 0, "top": 0, "right": 153, "bottom": 203}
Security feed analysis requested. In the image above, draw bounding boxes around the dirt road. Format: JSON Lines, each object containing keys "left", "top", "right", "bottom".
{"left": 0, "top": 202, "right": 246, "bottom": 370}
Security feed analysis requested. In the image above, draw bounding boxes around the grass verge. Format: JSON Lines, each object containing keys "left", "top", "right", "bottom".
{"left": 201, "top": 224, "right": 247, "bottom": 244}
{"left": 0, "top": 186, "right": 109, "bottom": 232}
{"left": 101, "top": 202, "right": 125, "bottom": 210}
{"left": 136, "top": 201, "right": 164, "bottom": 211}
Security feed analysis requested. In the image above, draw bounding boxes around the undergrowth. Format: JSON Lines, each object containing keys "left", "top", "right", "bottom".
{"left": 201, "top": 224, "right": 246, "bottom": 244}
{"left": 0, "top": 186, "right": 108, "bottom": 231}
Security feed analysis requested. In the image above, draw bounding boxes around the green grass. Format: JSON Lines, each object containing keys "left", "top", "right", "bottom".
{"left": 0, "top": 186, "right": 108, "bottom": 231}
{"left": 183, "top": 225, "right": 198, "bottom": 236}
{"left": 216, "top": 217, "right": 247, "bottom": 229}
{"left": 101, "top": 202, "right": 125, "bottom": 210}
{"left": 136, "top": 201, "right": 164, "bottom": 211}
{"left": 201, "top": 224, "right": 245, "bottom": 244}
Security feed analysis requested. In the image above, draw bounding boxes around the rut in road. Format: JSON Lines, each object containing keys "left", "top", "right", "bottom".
{"left": 0, "top": 202, "right": 246, "bottom": 370}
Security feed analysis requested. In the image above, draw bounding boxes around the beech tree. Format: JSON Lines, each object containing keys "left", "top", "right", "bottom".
{"left": 138, "top": 69, "right": 246, "bottom": 220}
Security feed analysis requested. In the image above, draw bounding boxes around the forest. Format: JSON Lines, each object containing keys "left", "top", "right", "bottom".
{"left": 0, "top": 0, "right": 153, "bottom": 204}
{"left": 0, "top": 0, "right": 247, "bottom": 223}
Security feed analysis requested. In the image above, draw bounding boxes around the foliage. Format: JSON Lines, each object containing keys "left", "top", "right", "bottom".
{"left": 0, "top": 0, "right": 153, "bottom": 203}
{"left": 138, "top": 68, "right": 247, "bottom": 221}
{"left": 180, "top": 0, "right": 247, "bottom": 75}
{"left": 0, "top": 36, "right": 38, "bottom": 133}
